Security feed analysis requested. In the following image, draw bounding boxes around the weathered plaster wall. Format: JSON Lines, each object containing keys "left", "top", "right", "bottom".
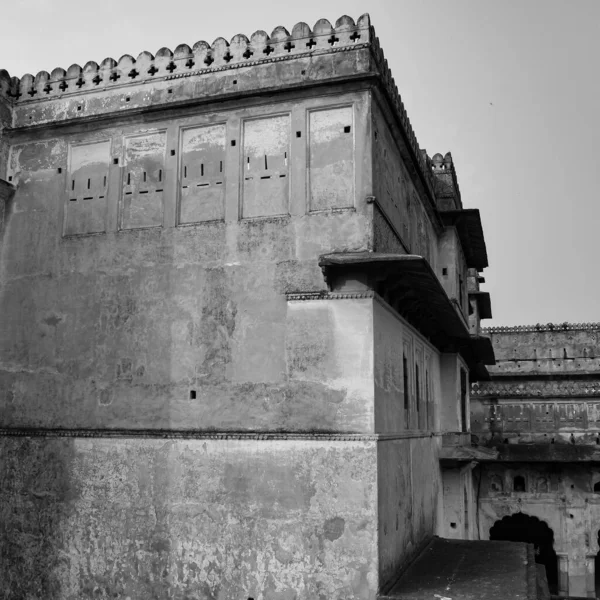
{"left": 487, "top": 326, "right": 600, "bottom": 376}
{"left": 439, "top": 354, "right": 469, "bottom": 433}
{"left": 0, "top": 92, "right": 374, "bottom": 432}
{"left": 478, "top": 462, "right": 600, "bottom": 598}
{"left": 370, "top": 99, "right": 437, "bottom": 268}
{"left": 377, "top": 436, "right": 440, "bottom": 588}
{"left": 373, "top": 299, "right": 438, "bottom": 433}
{"left": 437, "top": 228, "right": 468, "bottom": 319}
{"left": 286, "top": 298, "right": 374, "bottom": 431}
{"left": 0, "top": 436, "right": 378, "bottom": 600}
{"left": 440, "top": 467, "right": 476, "bottom": 541}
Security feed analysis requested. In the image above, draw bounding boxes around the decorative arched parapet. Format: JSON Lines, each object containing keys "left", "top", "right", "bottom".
{"left": 229, "top": 34, "right": 251, "bottom": 63}
{"left": 312, "top": 18, "right": 335, "bottom": 51}
{"left": 98, "top": 57, "right": 117, "bottom": 87}
{"left": 245, "top": 30, "right": 266, "bottom": 62}
{"left": 210, "top": 38, "right": 231, "bottom": 68}
{"left": 82, "top": 61, "right": 100, "bottom": 88}
{"left": 334, "top": 15, "right": 361, "bottom": 45}
{"left": 116, "top": 54, "right": 136, "bottom": 83}
{"left": 153, "top": 47, "right": 174, "bottom": 75}
{"left": 133, "top": 51, "right": 154, "bottom": 82}
{"left": 33, "top": 71, "right": 50, "bottom": 97}
{"left": 267, "top": 26, "right": 291, "bottom": 56}
{"left": 173, "top": 44, "right": 194, "bottom": 70}
{"left": 19, "top": 74, "right": 35, "bottom": 99}
{"left": 48, "top": 67, "right": 67, "bottom": 95}
{"left": 291, "top": 21, "right": 313, "bottom": 52}
{"left": 0, "top": 70, "right": 12, "bottom": 99}
{"left": 191, "top": 41, "right": 211, "bottom": 69}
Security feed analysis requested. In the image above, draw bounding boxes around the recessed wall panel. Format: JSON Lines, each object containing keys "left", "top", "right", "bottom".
{"left": 242, "top": 115, "right": 290, "bottom": 218}
{"left": 64, "top": 141, "right": 110, "bottom": 236}
{"left": 309, "top": 106, "right": 354, "bottom": 211}
{"left": 121, "top": 132, "right": 166, "bottom": 230}
{"left": 179, "top": 125, "right": 226, "bottom": 224}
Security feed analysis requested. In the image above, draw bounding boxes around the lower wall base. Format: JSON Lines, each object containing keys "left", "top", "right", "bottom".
{"left": 0, "top": 436, "right": 378, "bottom": 600}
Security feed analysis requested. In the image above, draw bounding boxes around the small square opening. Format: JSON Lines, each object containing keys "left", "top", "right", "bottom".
{"left": 189, "top": 390, "right": 196, "bottom": 400}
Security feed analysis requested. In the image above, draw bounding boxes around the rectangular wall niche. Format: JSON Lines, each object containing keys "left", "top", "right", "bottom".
{"left": 64, "top": 141, "right": 110, "bottom": 236}
{"left": 179, "top": 124, "right": 226, "bottom": 224}
{"left": 120, "top": 132, "right": 166, "bottom": 230}
{"left": 242, "top": 115, "right": 290, "bottom": 219}
{"left": 309, "top": 106, "right": 355, "bottom": 211}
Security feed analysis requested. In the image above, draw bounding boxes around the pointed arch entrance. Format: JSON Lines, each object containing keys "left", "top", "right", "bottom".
{"left": 490, "top": 513, "right": 558, "bottom": 594}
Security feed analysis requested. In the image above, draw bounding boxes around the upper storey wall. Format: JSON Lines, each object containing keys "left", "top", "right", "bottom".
{"left": 0, "top": 14, "right": 438, "bottom": 209}
{"left": 0, "top": 90, "right": 376, "bottom": 433}
{"left": 485, "top": 324, "right": 600, "bottom": 377}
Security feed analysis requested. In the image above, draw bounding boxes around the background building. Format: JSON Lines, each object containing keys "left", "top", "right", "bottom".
{"left": 472, "top": 323, "right": 600, "bottom": 598}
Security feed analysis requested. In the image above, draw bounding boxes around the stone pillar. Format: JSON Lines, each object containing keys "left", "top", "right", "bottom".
{"left": 556, "top": 552, "right": 569, "bottom": 597}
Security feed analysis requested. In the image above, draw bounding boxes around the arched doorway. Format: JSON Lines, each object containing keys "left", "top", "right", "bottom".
{"left": 490, "top": 513, "right": 558, "bottom": 594}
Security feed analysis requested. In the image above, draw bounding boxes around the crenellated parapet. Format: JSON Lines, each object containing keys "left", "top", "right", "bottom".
{"left": 0, "top": 13, "right": 439, "bottom": 211}
{"left": 484, "top": 323, "right": 600, "bottom": 334}
{"left": 1, "top": 15, "right": 370, "bottom": 104}
{"left": 431, "top": 151, "right": 463, "bottom": 211}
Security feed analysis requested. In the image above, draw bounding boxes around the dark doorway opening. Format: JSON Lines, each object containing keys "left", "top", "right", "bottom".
{"left": 490, "top": 513, "right": 558, "bottom": 595}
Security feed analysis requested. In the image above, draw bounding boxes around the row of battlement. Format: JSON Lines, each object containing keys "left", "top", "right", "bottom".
{"left": 484, "top": 323, "right": 600, "bottom": 334}
{"left": 0, "top": 15, "right": 371, "bottom": 103}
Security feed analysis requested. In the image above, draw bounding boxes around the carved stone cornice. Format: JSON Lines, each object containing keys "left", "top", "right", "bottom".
{"left": 0, "top": 428, "right": 440, "bottom": 441}
{"left": 472, "top": 380, "right": 600, "bottom": 398}
{"left": 286, "top": 290, "right": 375, "bottom": 301}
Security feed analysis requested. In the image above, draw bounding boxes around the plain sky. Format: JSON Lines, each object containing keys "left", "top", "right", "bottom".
{"left": 1, "top": 0, "right": 598, "bottom": 326}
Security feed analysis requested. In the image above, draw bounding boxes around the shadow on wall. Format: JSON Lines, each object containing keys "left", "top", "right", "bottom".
{"left": 490, "top": 512, "right": 558, "bottom": 595}
{"left": 0, "top": 437, "right": 76, "bottom": 598}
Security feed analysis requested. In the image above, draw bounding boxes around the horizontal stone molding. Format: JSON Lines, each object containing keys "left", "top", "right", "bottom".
{"left": 0, "top": 428, "right": 440, "bottom": 441}
{"left": 472, "top": 380, "right": 600, "bottom": 398}
{"left": 286, "top": 290, "right": 375, "bottom": 301}
{"left": 483, "top": 322, "right": 600, "bottom": 334}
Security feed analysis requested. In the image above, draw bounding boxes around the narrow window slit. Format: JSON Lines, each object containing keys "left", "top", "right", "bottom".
{"left": 260, "top": 175, "right": 271, "bottom": 180}
{"left": 71, "top": 180, "right": 75, "bottom": 191}
{"left": 200, "top": 164, "right": 203, "bottom": 177}
{"left": 103, "top": 175, "right": 107, "bottom": 187}
{"left": 197, "top": 183, "right": 209, "bottom": 187}
{"left": 279, "top": 174, "right": 286, "bottom": 178}
{"left": 219, "top": 160, "right": 222, "bottom": 173}
{"left": 264, "top": 155, "right": 268, "bottom": 169}
{"left": 158, "top": 169, "right": 162, "bottom": 182}
{"left": 184, "top": 165, "right": 187, "bottom": 178}
{"left": 216, "top": 181, "right": 222, "bottom": 185}
{"left": 87, "top": 178, "right": 90, "bottom": 189}
{"left": 127, "top": 173, "right": 131, "bottom": 185}
{"left": 156, "top": 189, "right": 163, "bottom": 192}
{"left": 143, "top": 171, "right": 146, "bottom": 182}
{"left": 139, "top": 190, "right": 148, "bottom": 194}
{"left": 70, "top": 198, "right": 77, "bottom": 202}
{"left": 125, "top": 192, "right": 132, "bottom": 195}
{"left": 83, "top": 196, "right": 93, "bottom": 200}
{"left": 182, "top": 185, "right": 188, "bottom": 189}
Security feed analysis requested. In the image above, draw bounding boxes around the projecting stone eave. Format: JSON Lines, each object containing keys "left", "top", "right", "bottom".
{"left": 318, "top": 252, "right": 495, "bottom": 377}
